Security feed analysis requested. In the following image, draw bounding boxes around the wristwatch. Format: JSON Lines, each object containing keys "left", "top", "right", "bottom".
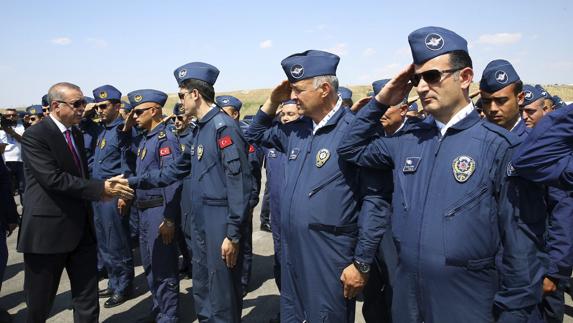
{"left": 353, "top": 260, "right": 370, "bottom": 274}
{"left": 164, "top": 218, "right": 175, "bottom": 227}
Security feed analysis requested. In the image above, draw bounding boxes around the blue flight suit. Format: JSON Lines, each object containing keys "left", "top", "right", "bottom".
{"left": 90, "top": 117, "right": 134, "bottom": 296}
{"left": 129, "top": 107, "right": 252, "bottom": 323}
{"left": 125, "top": 128, "right": 144, "bottom": 243}
{"left": 174, "top": 127, "right": 193, "bottom": 276}
{"left": 512, "top": 104, "right": 573, "bottom": 189}
{"left": 264, "top": 147, "right": 286, "bottom": 290}
{"left": 78, "top": 118, "right": 100, "bottom": 175}
{"left": 337, "top": 99, "right": 545, "bottom": 322}
{"left": 509, "top": 118, "right": 573, "bottom": 323}
{"left": 245, "top": 106, "right": 392, "bottom": 323}
{"left": 133, "top": 124, "right": 182, "bottom": 323}
{"left": 240, "top": 120, "right": 264, "bottom": 294}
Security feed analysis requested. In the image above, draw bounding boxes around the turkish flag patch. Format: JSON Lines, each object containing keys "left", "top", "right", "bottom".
{"left": 218, "top": 135, "right": 233, "bottom": 149}
{"left": 249, "top": 144, "right": 255, "bottom": 153}
{"left": 159, "top": 147, "right": 171, "bottom": 156}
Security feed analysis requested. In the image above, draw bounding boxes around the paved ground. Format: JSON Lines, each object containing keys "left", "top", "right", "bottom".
{"left": 2, "top": 185, "right": 573, "bottom": 322}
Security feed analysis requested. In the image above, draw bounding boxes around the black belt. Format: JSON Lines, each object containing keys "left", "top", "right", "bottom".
{"left": 308, "top": 223, "right": 358, "bottom": 235}
{"left": 135, "top": 197, "right": 164, "bottom": 210}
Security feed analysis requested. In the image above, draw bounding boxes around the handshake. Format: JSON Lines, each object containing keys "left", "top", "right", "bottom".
{"left": 102, "top": 175, "right": 133, "bottom": 200}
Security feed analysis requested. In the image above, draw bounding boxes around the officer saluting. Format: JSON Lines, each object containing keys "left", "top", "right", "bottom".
{"left": 245, "top": 50, "right": 392, "bottom": 322}
{"left": 337, "top": 26, "right": 545, "bottom": 321}
{"left": 124, "top": 89, "right": 182, "bottom": 323}
{"left": 113, "top": 62, "right": 253, "bottom": 322}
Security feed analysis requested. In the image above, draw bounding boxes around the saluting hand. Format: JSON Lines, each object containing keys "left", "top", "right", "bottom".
{"left": 261, "top": 80, "right": 292, "bottom": 116}
{"left": 122, "top": 110, "right": 136, "bottom": 132}
{"left": 376, "top": 64, "right": 415, "bottom": 107}
{"left": 340, "top": 263, "right": 368, "bottom": 299}
{"left": 221, "top": 237, "right": 239, "bottom": 268}
{"left": 350, "top": 97, "right": 372, "bottom": 113}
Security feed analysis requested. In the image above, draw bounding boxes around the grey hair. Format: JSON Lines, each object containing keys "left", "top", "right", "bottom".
{"left": 47, "top": 82, "right": 82, "bottom": 105}
{"left": 312, "top": 75, "right": 339, "bottom": 92}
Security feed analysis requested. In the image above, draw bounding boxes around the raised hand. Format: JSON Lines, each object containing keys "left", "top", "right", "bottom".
{"left": 376, "top": 64, "right": 415, "bottom": 107}
{"left": 350, "top": 97, "right": 372, "bottom": 113}
{"left": 122, "top": 110, "right": 136, "bottom": 132}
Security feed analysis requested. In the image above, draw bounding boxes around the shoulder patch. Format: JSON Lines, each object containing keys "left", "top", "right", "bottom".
{"left": 481, "top": 122, "right": 520, "bottom": 147}
{"left": 506, "top": 162, "right": 517, "bottom": 177}
{"left": 159, "top": 147, "right": 171, "bottom": 156}
{"left": 218, "top": 135, "right": 233, "bottom": 149}
{"left": 213, "top": 114, "right": 228, "bottom": 130}
{"left": 158, "top": 131, "right": 166, "bottom": 139}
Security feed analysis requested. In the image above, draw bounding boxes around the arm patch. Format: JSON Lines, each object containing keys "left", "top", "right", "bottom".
{"left": 218, "top": 135, "right": 233, "bottom": 149}
{"left": 159, "top": 147, "right": 171, "bottom": 156}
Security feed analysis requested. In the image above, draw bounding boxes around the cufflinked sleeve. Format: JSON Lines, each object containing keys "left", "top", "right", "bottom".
{"left": 337, "top": 98, "right": 394, "bottom": 170}
{"left": 219, "top": 126, "right": 252, "bottom": 242}
{"left": 494, "top": 144, "right": 545, "bottom": 318}
{"left": 353, "top": 167, "right": 393, "bottom": 265}
{"left": 512, "top": 104, "right": 573, "bottom": 189}
{"left": 159, "top": 135, "right": 182, "bottom": 222}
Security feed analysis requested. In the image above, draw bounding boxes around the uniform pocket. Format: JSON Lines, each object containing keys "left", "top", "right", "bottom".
{"left": 443, "top": 184, "right": 497, "bottom": 263}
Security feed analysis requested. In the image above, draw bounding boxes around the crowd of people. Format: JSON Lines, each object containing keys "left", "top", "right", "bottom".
{"left": 1, "top": 25, "right": 572, "bottom": 323}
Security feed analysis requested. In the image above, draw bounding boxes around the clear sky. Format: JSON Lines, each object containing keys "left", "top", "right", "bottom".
{"left": 1, "top": 0, "right": 571, "bottom": 107}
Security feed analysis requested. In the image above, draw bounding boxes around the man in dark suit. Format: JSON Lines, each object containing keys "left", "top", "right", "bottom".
{"left": 18, "top": 82, "right": 134, "bottom": 323}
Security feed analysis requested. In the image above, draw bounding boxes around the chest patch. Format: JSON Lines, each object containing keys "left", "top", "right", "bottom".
{"left": 268, "top": 149, "right": 277, "bottom": 158}
{"left": 140, "top": 148, "right": 147, "bottom": 160}
{"left": 402, "top": 157, "right": 421, "bottom": 173}
{"left": 99, "top": 138, "right": 106, "bottom": 149}
{"left": 452, "top": 155, "right": 476, "bottom": 183}
{"left": 249, "top": 144, "right": 256, "bottom": 153}
{"left": 289, "top": 148, "right": 300, "bottom": 160}
{"left": 315, "top": 148, "right": 330, "bottom": 168}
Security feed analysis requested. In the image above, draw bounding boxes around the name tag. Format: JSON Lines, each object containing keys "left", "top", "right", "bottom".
{"left": 403, "top": 157, "right": 421, "bottom": 173}
{"left": 268, "top": 149, "right": 277, "bottom": 158}
{"left": 289, "top": 148, "right": 300, "bottom": 160}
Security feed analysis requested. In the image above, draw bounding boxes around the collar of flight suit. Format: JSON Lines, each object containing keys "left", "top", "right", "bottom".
{"left": 313, "top": 101, "right": 347, "bottom": 135}
{"left": 197, "top": 104, "right": 219, "bottom": 127}
{"left": 145, "top": 122, "right": 165, "bottom": 138}
{"left": 104, "top": 116, "right": 124, "bottom": 130}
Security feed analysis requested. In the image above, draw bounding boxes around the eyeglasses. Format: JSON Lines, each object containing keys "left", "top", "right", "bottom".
{"left": 132, "top": 107, "right": 155, "bottom": 117}
{"left": 410, "top": 68, "right": 461, "bottom": 87}
{"left": 175, "top": 116, "right": 185, "bottom": 121}
{"left": 177, "top": 92, "right": 189, "bottom": 100}
{"left": 56, "top": 99, "right": 87, "bottom": 109}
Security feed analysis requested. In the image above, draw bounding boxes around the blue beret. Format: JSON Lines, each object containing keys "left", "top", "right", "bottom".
{"left": 26, "top": 105, "right": 43, "bottom": 116}
{"left": 282, "top": 99, "right": 297, "bottom": 106}
{"left": 216, "top": 95, "right": 242, "bottom": 111}
{"left": 408, "top": 26, "right": 468, "bottom": 65}
{"left": 93, "top": 85, "right": 122, "bottom": 103}
{"left": 372, "top": 79, "right": 390, "bottom": 95}
{"left": 84, "top": 97, "right": 95, "bottom": 104}
{"left": 120, "top": 100, "right": 133, "bottom": 112}
{"left": 338, "top": 87, "right": 353, "bottom": 100}
{"left": 408, "top": 102, "right": 418, "bottom": 112}
{"left": 281, "top": 50, "right": 339, "bottom": 83}
{"left": 173, "top": 103, "right": 184, "bottom": 116}
{"left": 479, "top": 59, "right": 520, "bottom": 93}
{"left": 41, "top": 94, "right": 49, "bottom": 106}
{"left": 174, "top": 62, "right": 219, "bottom": 86}
{"left": 534, "top": 85, "right": 550, "bottom": 99}
{"left": 127, "top": 89, "right": 168, "bottom": 107}
{"left": 522, "top": 85, "right": 544, "bottom": 106}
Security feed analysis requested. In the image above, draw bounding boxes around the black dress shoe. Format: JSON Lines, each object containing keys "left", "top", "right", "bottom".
{"left": 104, "top": 293, "right": 129, "bottom": 308}
{"left": 0, "top": 308, "right": 12, "bottom": 323}
{"left": 260, "top": 222, "right": 272, "bottom": 232}
{"left": 98, "top": 288, "right": 113, "bottom": 298}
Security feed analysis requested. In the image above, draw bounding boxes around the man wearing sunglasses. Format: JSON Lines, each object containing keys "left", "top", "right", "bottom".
{"left": 113, "top": 62, "right": 253, "bottom": 322}
{"left": 123, "top": 89, "right": 182, "bottom": 323}
{"left": 86, "top": 85, "right": 135, "bottom": 308}
{"left": 18, "top": 82, "right": 134, "bottom": 323}
{"left": 338, "top": 26, "right": 544, "bottom": 322}
{"left": 25, "top": 105, "right": 44, "bottom": 127}
{"left": 41, "top": 94, "right": 50, "bottom": 117}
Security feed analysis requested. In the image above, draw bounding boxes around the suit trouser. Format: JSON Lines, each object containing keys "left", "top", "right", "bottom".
{"left": 23, "top": 227, "right": 99, "bottom": 323}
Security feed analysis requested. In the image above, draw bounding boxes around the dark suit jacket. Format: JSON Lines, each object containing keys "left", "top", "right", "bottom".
{"left": 17, "top": 116, "right": 104, "bottom": 254}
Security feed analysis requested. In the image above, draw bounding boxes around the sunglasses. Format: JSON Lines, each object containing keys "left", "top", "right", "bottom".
{"left": 56, "top": 99, "right": 87, "bottom": 109}
{"left": 29, "top": 116, "right": 40, "bottom": 121}
{"left": 177, "top": 91, "right": 189, "bottom": 100}
{"left": 95, "top": 103, "right": 110, "bottom": 110}
{"left": 175, "top": 116, "right": 186, "bottom": 121}
{"left": 410, "top": 68, "right": 461, "bottom": 87}
{"left": 132, "top": 107, "right": 155, "bottom": 117}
